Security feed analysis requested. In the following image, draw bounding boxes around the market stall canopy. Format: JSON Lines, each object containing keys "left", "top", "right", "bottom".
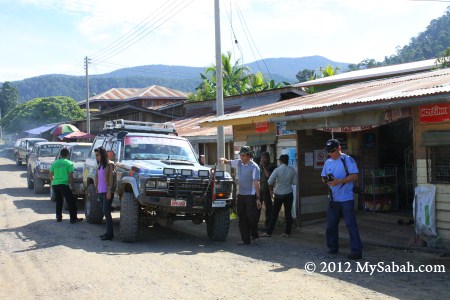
{"left": 50, "top": 124, "right": 79, "bottom": 136}
{"left": 24, "top": 123, "right": 62, "bottom": 135}
{"left": 61, "top": 131, "right": 95, "bottom": 139}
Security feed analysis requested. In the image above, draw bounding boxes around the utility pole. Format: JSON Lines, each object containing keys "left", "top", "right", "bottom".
{"left": 0, "top": 108, "right": 2, "bottom": 142}
{"left": 214, "top": 0, "right": 225, "bottom": 168}
{"left": 85, "top": 56, "right": 91, "bottom": 134}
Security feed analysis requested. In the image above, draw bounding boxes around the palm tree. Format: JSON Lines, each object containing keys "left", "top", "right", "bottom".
{"left": 189, "top": 52, "right": 285, "bottom": 101}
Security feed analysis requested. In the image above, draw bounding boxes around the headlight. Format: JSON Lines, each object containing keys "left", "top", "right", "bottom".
{"left": 146, "top": 180, "right": 168, "bottom": 189}
{"left": 181, "top": 169, "right": 192, "bottom": 176}
{"left": 198, "top": 170, "right": 209, "bottom": 177}
{"left": 163, "top": 168, "right": 175, "bottom": 175}
{"left": 215, "top": 171, "right": 225, "bottom": 178}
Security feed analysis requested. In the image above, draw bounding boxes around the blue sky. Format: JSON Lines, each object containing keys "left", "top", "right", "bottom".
{"left": 0, "top": 0, "right": 449, "bottom": 82}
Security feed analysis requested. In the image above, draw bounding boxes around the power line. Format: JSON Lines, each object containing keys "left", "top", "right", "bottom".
{"left": 233, "top": 1, "right": 273, "bottom": 80}
{"left": 61, "top": 1, "right": 196, "bottom": 79}
{"left": 91, "top": 0, "right": 195, "bottom": 64}
{"left": 90, "top": 0, "right": 182, "bottom": 61}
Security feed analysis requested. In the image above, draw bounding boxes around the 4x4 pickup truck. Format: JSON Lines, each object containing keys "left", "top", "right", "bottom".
{"left": 15, "top": 137, "right": 47, "bottom": 165}
{"left": 27, "top": 141, "right": 67, "bottom": 193}
{"left": 83, "top": 119, "right": 235, "bottom": 243}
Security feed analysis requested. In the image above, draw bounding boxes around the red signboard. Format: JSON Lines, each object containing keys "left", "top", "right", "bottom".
{"left": 419, "top": 103, "right": 450, "bottom": 123}
{"left": 255, "top": 122, "right": 269, "bottom": 133}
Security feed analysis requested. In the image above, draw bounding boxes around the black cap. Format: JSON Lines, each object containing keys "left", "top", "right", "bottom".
{"left": 278, "top": 154, "right": 289, "bottom": 164}
{"left": 239, "top": 146, "right": 253, "bottom": 156}
{"left": 324, "top": 139, "right": 340, "bottom": 152}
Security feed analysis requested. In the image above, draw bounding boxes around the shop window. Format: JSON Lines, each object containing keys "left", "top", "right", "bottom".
{"left": 426, "top": 145, "right": 450, "bottom": 183}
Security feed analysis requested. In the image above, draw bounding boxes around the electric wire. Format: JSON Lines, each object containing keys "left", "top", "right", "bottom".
{"left": 223, "top": 0, "right": 244, "bottom": 67}
{"left": 89, "top": 0, "right": 178, "bottom": 61}
{"left": 90, "top": 0, "right": 194, "bottom": 64}
{"left": 61, "top": 0, "right": 195, "bottom": 78}
{"left": 234, "top": 1, "right": 273, "bottom": 80}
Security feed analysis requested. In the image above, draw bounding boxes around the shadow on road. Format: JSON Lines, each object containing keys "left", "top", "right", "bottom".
{"left": 1, "top": 215, "right": 448, "bottom": 300}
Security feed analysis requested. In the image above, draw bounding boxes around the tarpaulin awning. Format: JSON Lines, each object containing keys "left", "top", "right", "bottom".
{"left": 24, "top": 123, "right": 61, "bottom": 135}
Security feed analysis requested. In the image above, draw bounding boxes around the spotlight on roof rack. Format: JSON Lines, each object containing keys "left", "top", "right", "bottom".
{"left": 103, "top": 119, "right": 176, "bottom": 134}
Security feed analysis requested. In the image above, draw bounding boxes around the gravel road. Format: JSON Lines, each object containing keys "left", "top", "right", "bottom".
{"left": 0, "top": 154, "right": 448, "bottom": 300}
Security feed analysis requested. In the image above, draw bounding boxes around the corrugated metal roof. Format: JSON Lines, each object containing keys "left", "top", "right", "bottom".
{"left": 292, "top": 58, "right": 437, "bottom": 88}
{"left": 133, "top": 85, "right": 188, "bottom": 99}
{"left": 78, "top": 85, "right": 188, "bottom": 105}
{"left": 173, "top": 114, "right": 233, "bottom": 139}
{"left": 201, "top": 68, "right": 450, "bottom": 127}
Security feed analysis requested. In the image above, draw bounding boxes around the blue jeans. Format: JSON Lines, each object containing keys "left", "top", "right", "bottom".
{"left": 99, "top": 193, "right": 113, "bottom": 236}
{"left": 326, "top": 200, "right": 362, "bottom": 255}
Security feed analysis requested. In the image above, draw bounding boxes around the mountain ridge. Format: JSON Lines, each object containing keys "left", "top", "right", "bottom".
{"left": 6, "top": 55, "right": 350, "bottom": 102}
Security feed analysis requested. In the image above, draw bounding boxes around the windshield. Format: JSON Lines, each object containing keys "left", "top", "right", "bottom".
{"left": 70, "top": 145, "right": 91, "bottom": 162}
{"left": 124, "top": 136, "right": 197, "bottom": 162}
{"left": 39, "top": 144, "right": 63, "bottom": 157}
{"left": 28, "top": 140, "right": 45, "bottom": 149}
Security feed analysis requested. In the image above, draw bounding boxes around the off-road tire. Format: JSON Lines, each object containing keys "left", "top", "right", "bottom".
{"left": 84, "top": 184, "right": 103, "bottom": 224}
{"left": 33, "top": 172, "right": 45, "bottom": 194}
{"left": 120, "top": 192, "right": 139, "bottom": 243}
{"left": 206, "top": 209, "right": 230, "bottom": 241}
{"left": 27, "top": 169, "right": 34, "bottom": 189}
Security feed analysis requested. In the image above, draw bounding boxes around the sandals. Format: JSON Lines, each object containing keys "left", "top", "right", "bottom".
{"left": 261, "top": 233, "right": 271, "bottom": 237}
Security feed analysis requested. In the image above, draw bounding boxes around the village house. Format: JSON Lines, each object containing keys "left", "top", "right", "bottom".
{"left": 200, "top": 66, "right": 450, "bottom": 248}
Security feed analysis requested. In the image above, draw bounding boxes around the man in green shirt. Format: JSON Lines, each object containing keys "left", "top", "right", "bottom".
{"left": 49, "top": 148, "right": 83, "bottom": 224}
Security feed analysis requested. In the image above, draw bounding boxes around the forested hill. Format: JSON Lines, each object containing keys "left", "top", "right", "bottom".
{"left": 7, "top": 56, "right": 348, "bottom": 102}
{"left": 383, "top": 7, "right": 450, "bottom": 64}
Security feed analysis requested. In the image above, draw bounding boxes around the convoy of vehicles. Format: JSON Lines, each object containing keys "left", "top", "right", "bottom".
{"left": 13, "top": 119, "right": 236, "bottom": 243}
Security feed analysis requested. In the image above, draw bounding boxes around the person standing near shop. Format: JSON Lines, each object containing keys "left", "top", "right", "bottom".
{"left": 258, "top": 152, "right": 276, "bottom": 230}
{"left": 49, "top": 148, "right": 83, "bottom": 224}
{"left": 261, "top": 154, "right": 297, "bottom": 238}
{"left": 321, "top": 139, "right": 363, "bottom": 260}
{"left": 95, "top": 147, "right": 116, "bottom": 241}
{"left": 220, "top": 146, "right": 261, "bottom": 245}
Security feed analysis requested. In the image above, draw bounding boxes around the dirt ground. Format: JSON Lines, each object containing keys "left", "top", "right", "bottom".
{"left": 0, "top": 154, "right": 449, "bottom": 300}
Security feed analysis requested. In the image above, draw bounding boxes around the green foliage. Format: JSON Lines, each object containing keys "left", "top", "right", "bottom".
{"left": 1, "top": 96, "right": 85, "bottom": 133}
{"left": 384, "top": 8, "right": 450, "bottom": 64}
{"left": 0, "top": 81, "right": 21, "bottom": 116}
{"left": 189, "top": 51, "right": 287, "bottom": 101}
{"left": 435, "top": 47, "right": 450, "bottom": 68}
{"left": 296, "top": 69, "right": 316, "bottom": 83}
{"left": 12, "top": 75, "right": 202, "bottom": 102}
{"left": 347, "top": 58, "right": 384, "bottom": 71}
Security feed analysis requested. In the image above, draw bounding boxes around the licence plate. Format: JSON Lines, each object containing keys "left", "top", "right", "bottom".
{"left": 212, "top": 200, "right": 226, "bottom": 208}
{"left": 171, "top": 200, "right": 187, "bottom": 207}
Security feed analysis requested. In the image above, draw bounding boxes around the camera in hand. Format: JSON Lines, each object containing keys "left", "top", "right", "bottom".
{"left": 322, "top": 173, "right": 334, "bottom": 183}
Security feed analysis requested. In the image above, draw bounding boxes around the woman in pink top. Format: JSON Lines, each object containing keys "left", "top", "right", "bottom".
{"left": 95, "top": 147, "right": 116, "bottom": 240}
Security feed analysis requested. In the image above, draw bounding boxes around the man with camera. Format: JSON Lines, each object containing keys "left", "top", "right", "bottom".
{"left": 321, "top": 139, "right": 363, "bottom": 260}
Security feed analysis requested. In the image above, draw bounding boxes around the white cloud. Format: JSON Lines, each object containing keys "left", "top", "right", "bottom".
{"left": 0, "top": 0, "right": 449, "bottom": 81}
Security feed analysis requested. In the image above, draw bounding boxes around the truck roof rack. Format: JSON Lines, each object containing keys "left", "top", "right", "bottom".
{"left": 103, "top": 119, "right": 176, "bottom": 134}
